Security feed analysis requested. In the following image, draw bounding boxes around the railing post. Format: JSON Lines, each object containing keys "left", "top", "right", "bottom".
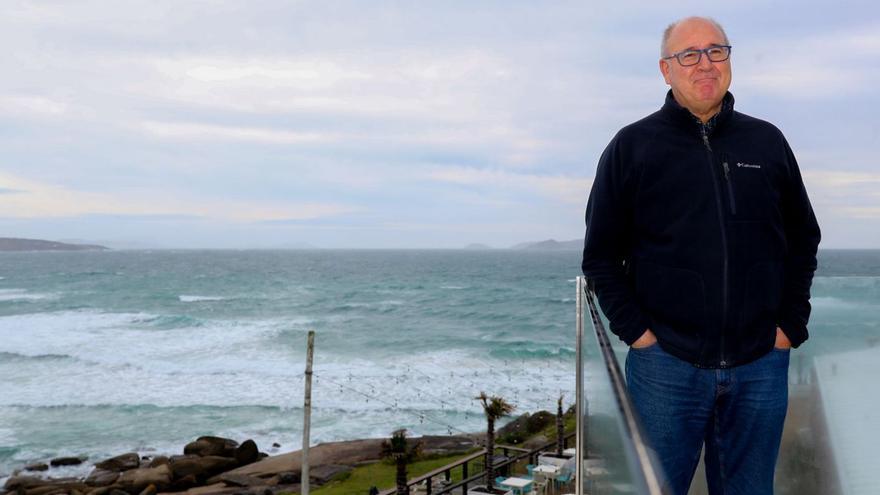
{"left": 426, "top": 475, "right": 432, "bottom": 495}
{"left": 462, "top": 462, "right": 468, "bottom": 493}
{"left": 576, "top": 276, "right": 586, "bottom": 495}
{"left": 301, "top": 330, "right": 315, "bottom": 495}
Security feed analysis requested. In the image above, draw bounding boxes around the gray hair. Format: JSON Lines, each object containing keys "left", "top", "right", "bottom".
{"left": 661, "top": 17, "right": 730, "bottom": 58}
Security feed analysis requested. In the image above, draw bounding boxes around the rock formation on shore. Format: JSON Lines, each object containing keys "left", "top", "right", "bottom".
{"left": 2, "top": 435, "right": 477, "bottom": 495}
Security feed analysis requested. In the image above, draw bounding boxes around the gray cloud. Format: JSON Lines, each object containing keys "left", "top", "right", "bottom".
{"left": 0, "top": 0, "right": 876, "bottom": 247}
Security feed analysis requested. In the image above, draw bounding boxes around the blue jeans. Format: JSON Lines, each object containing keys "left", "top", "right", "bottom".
{"left": 625, "top": 343, "right": 789, "bottom": 495}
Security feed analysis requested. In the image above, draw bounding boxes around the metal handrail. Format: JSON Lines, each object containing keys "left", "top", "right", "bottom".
{"left": 391, "top": 432, "right": 576, "bottom": 495}
{"left": 576, "top": 276, "right": 667, "bottom": 495}
{"left": 377, "top": 449, "right": 485, "bottom": 495}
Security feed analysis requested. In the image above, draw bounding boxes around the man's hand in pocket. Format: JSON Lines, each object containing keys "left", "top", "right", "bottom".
{"left": 632, "top": 329, "right": 658, "bottom": 349}
{"left": 775, "top": 327, "right": 792, "bottom": 350}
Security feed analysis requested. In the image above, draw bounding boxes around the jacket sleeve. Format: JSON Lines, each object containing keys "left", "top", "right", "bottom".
{"left": 581, "top": 134, "right": 651, "bottom": 345}
{"left": 777, "top": 137, "right": 821, "bottom": 348}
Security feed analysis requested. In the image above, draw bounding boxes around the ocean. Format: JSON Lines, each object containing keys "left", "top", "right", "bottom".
{"left": 1, "top": 249, "right": 878, "bottom": 480}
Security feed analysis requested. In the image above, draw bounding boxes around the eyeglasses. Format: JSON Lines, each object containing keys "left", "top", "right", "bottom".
{"left": 663, "top": 45, "right": 732, "bottom": 66}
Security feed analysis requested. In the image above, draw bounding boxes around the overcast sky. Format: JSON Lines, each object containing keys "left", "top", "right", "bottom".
{"left": 1, "top": 0, "right": 877, "bottom": 248}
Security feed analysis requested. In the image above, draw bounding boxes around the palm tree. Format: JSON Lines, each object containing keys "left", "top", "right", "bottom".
{"left": 475, "top": 392, "right": 515, "bottom": 491}
{"left": 380, "top": 429, "right": 421, "bottom": 495}
{"left": 556, "top": 394, "right": 565, "bottom": 456}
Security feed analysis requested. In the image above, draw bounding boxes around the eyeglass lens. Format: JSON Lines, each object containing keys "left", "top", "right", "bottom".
{"left": 678, "top": 46, "right": 730, "bottom": 66}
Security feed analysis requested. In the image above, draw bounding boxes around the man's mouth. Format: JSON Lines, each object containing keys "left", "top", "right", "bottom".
{"left": 694, "top": 77, "right": 718, "bottom": 87}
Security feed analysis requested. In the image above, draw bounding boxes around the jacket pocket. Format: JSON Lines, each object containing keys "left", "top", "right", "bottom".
{"left": 726, "top": 157, "right": 780, "bottom": 221}
{"left": 635, "top": 260, "right": 708, "bottom": 339}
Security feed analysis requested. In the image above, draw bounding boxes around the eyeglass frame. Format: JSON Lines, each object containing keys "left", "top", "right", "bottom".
{"left": 662, "top": 45, "right": 732, "bottom": 67}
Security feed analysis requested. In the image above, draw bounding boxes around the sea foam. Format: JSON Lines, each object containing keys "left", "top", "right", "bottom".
{"left": 0, "top": 289, "right": 52, "bottom": 302}
{"left": 178, "top": 295, "right": 227, "bottom": 302}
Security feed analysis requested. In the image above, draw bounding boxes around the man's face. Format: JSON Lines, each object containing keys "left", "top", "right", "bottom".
{"left": 659, "top": 19, "right": 732, "bottom": 116}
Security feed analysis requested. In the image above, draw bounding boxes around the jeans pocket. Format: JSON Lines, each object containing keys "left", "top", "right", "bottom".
{"left": 631, "top": 342, "right": 660, "bottom": 352}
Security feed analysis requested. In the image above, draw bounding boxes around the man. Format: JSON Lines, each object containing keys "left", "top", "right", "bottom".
{"left": 581, "top": 17, "right": 821, "bottom": 495}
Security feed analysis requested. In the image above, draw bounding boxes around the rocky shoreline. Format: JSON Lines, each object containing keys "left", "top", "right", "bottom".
{"left": 1, "top": 434, "right": 480, "bottom": 495}
{"left": 1, "top": 409, "right": 565, "bottom": 495}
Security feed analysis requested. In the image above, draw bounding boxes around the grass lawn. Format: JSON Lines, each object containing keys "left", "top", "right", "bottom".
{"left": 292, "top": 411, "right": 575, "bottom": 495}
{"left": 310, "top": 452, "right": 479, "bottom": 495}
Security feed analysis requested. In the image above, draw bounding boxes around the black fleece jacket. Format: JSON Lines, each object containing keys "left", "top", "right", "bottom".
{"left": 582, "top": 91, "right": 821, "bottom": 368}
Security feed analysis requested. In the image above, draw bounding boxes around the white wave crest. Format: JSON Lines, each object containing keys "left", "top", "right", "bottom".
{"left": 178, "top": 295, "right": 227, "bottom": 302}
{"left": 0, "top": 289, "right": 52, "bottom": 301}
{"left": 342, "top": 300, "right": 405, "bottom": 309}
{"left": 0, "top": 310, "right": 318, "bottom": 407}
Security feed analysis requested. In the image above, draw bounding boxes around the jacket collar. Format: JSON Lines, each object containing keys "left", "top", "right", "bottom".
{"left": 661, "top": 90, "right": 735, "bottom": 135}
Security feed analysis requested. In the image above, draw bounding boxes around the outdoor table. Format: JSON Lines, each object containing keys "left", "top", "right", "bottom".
{"left": 500, "top": 477, "right": 534, "bottom": 495}
{"left": 533, "top": 464, "right": 561, "bottom": 489}
{"left": 534, "top": 464, "right": 560, "bottom": 475}
{"left": 537, "top": 454, "right": 568, "bottom": 468}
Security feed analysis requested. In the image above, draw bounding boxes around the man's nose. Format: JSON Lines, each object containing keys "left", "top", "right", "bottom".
{"left": 697, "top": 53, "right": 715, "bottom": 70}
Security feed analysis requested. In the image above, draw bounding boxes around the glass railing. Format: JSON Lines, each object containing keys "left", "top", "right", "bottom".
{"left": 576, "top": 274, "right": 880, "bottom": 495}
{"left": 575, "top": 277, "right": 665, "bottom": 495}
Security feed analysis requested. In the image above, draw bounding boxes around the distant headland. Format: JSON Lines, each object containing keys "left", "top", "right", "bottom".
{"left": 511, "top": 239, "right": 581, "bottom": 250}
{"left": 0, "top": 238, "right": 109, "bottom": 252}
{"left": 461, "top": 239, "right": 582, "bottom": 250}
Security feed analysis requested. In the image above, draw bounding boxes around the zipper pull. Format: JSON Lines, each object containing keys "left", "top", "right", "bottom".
{"left": 722, "top": 155, "right": 737, "bottom": 215}
{"left": 700, "top": 126, "right": 713, "bottom": 151}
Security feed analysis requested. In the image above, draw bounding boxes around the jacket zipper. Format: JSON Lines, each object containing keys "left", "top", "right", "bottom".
{"left": 722, "top": 154, "right": 737, "bottom": 215}
{"left": 700, "top": 128, "right": 729, "bottom": 368}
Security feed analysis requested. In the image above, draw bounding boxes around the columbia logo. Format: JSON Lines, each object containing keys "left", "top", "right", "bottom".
{"left": 737, "top": 162, "right": 761, "bottom": 169}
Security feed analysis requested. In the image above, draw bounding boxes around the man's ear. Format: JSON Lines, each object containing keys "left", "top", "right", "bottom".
{"left": 659, "top": 59, "right": 672, "bottom": 85}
